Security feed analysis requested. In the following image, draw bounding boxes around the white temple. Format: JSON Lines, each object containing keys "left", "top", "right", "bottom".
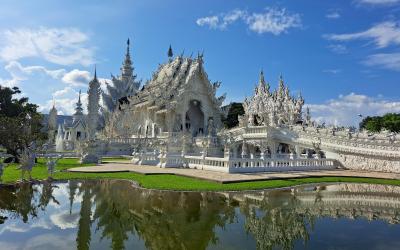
{"left": 53, "top": 90, "right": 87, "bottom": 152}
{"left": 47, "top": 39, "right": 400, "bottom": 173}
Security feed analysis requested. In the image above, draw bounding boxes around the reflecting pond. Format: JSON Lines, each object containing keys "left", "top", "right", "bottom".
{"left": 1, "top": 180, "right": 400, "bottom": 250}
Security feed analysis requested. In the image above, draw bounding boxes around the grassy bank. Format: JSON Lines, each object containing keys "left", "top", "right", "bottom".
{"left": 2, "top": 158, "right": 400, "bottom": 191}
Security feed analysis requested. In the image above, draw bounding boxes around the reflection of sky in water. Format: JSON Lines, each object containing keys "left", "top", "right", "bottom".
{"left": 0, "top": 183, "right": 82, "bottom": 249}
{"left": 0, "top": 181, "right": 400, "bottom": 250}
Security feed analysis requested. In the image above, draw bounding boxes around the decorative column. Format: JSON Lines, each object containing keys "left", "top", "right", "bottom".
{"left": 224, "top": 143, "right": 231, "bottom": 158}
{"left": 181, "top": 133, "right": 188, "bottom": 168}
{"left": 224, "top": 143, "right": 232, "bottom": 168}
{"left": 270, "top": 142, "right": 277, "bottom": 159}
{"left": 295, "top": 145, "right": 301, "bottom": 158}
{"left": 289, "top": 145, "right": 295, "bottom": 160}
{"left": 241, "top": 141, "right": 248, "bottom": 158}
{"left": 260, "top": 144, "right": 267, "bottom": 167}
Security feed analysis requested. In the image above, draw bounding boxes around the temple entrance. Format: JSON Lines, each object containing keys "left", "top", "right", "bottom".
{"left": 185, "top": 100, "right": 204, "bottom": 137}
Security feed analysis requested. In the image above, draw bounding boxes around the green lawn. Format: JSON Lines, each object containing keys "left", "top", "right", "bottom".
{"left": 2, "top": 158, "right": 400, "bottom": 191}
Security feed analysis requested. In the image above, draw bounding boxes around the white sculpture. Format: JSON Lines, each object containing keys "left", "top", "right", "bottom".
{"left": 18, "top": 143, "right": 37, "bottom": 181}
{"left": 46, "top": 154, "right": 63, "bottom": 179}
{"left": 79, "top": 140, "right": 102, "bottom": 164}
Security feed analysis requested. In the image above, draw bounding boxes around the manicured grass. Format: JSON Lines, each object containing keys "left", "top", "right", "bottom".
{"left": 2, "top": 158, "right": 400, "bottom": 191}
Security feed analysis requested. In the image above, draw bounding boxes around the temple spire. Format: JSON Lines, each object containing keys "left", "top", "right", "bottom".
{"left": 94, "top": 65, "right": 97, "bottom": 80}
{"left": 73, "top": 90, "right": 83, "bottom": 123}
{"left": 78, "top": 90, "right": 82, "bottom": 105}
{"left": 278, "top": 74, "right": 285, "bottom": 92}
{"left": 259, "top": 70, "right": 265, "bottom": 86}
{"left": 168, "top": 45, "right": 173, "bottom": 59}
{"left": 127, "top": 38, "right": 130, "bottom": 54}
{"left": 121, "top": 38, "right": 133, "bottom": 81}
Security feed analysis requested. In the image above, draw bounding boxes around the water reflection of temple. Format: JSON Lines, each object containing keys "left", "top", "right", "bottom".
{"left": 1, "top": 181, "right": 400, "bottom": 250}
{"left": 223, "top": 183, "right": 400, "bottom": 224}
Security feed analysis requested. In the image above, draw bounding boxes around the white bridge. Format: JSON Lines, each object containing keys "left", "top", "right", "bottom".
{"left": 229, "top": 124, "right": 400, "bottom": 173}
{"left": 103, "top": 122, "right": 400, "bottom": 174}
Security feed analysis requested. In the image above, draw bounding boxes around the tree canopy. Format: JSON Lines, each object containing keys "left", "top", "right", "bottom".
{"left": 222, "top": 102, "right": 245, "bottom": 129}
{"left": 0, "top": 86, "right": 47, "bottom": 158}
{"left": 359, "top": 113, "right": 400, "bottom": 133}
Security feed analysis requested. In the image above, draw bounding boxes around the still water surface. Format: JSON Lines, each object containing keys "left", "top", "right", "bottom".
{"left": 1, "top": 180, "right": 400, "bottom": 250}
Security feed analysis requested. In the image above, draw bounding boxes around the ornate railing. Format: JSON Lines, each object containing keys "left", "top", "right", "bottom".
{"left": 232, "top": 125, "right": 400, "bottom": 157}
{"left": 184, "top": 155, "right": 336, "bottom": 173}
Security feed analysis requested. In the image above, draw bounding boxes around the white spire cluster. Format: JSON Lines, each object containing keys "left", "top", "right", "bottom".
{"left": 102, "top": 39, "right": 141, "bottom": 112}
{"left": 243, "top": 71, "right": 305, "bottom": 126}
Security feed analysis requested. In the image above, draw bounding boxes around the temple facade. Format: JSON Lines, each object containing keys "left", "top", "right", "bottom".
{"left": 55, "top": 91, "right": 87, "bottom": 151}
{"left": 47, "top": 40, "right": 400, "bottom": 174}
{"left": 104, "top": 53, "right": 225, "bottom": 139}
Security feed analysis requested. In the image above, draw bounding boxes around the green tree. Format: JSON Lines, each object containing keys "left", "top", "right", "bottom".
{"left": 222, "top": 102, "right": 244, "bottom": 129}
{"left": 360, "top": 113, "right": 400, "bottom": 133}
{"left": 382, "top": 113, "right": 400, "bottom": 133}
{"left": 0, "top": 86, "right": 47, "bottom": 160}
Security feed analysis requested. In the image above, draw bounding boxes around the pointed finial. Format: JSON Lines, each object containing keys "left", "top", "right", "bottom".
{"left": 126, "top": 38, "right": 131, "bottom": 57}
{"left": 94, "top": 65, "right": 97, "bottom": 79}
{"left": 78, "top": 90, "right": 81, "bottom": 103}
{"left": 168, "top": 45, "right": 173, "bottom": 58}
{"left": 279, "top": 73, "right": 285, "bottom": 88}
{"left": 259, "top": 70, "right": 265, "bottom": 84}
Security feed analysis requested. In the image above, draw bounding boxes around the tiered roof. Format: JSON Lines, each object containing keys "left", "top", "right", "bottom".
{"left": 127, "top": 54, "right": 225, "bottom": 112}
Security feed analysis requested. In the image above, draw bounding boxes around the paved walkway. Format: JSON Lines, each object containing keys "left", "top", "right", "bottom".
{"left": 67, "top": 162, "right": 400, "bottom": 184}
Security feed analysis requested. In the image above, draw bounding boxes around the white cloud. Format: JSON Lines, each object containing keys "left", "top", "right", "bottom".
{"left": 364, "top": 52, "right": 400, "bottom": 71}
{"left": 50, "top": 212, "right": 80, "bottom": 230}
{"left": 223, "top": 9, "right": 247, "bottom": 26}
{"left": 0, "top": 61, "right": 93, "bottom": 90}
{"left": 358, "top": 0, "right": 400, "bottom": 5}
{"left": 196, "top": 7, "right": 302, "bottom": 35}
{"left": 246, "top": 8, "right": 302, "bottom": 35}
{"left": 0, "top": 61, "right": 66, "bottom": 88}
{"left": 61, "top": 69, "right": 91, "bottom": 87}
{"left": 53, "top": 87, "right": 74, "bottom": 97}
{"left": 327, "top": 44, "right": 348, "bottom": 54}
{"left": 323, "top": 69, "right": 342, "bottom": 74}
{"left": 196, "top": 16, "right": 220, "bottom": 29}
{"left": 308, "top": 93, "right": 400, "bottom": 126}
{"left": 21, "top": 233, "right": 75, "bottom": 250}
{"left": 39, "top": 87, "right": 88, "bottom": 115}
{"left": 196, "top": 10, "right": 247, "bottom": 30}
{"left": 0, "top": 77, "right": 18, "bottom": 87}
{"left": 0, "top": 60, "right": 106, "bottom": 116}
{"left": 0, "top": 27, "right": 95, "bottom": 66}
{"left": 326, "top": 11, "right": 341, "bottom": 19}
{"left": 5, "top": 61, "right": 65, "bottom": 81}
{"left": 324, "top": 21, "right": 400, "bottom": 48}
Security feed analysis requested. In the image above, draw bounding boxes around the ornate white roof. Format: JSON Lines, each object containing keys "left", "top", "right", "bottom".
{"left": 127, "top": 55, "right": 225, "bottom": 111}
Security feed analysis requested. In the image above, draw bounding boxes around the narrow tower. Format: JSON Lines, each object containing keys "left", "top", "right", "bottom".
{"left": 73, "top": 90, "right": 84, "bottom": 124}
{"left": 48, "top": 100, "right": 58, "bottom": 143}
{"left": 121, "top": 39, "right": 133, "bottom": 83}
{"left": 87, "top": 67, "right": 101, "bottom": 140}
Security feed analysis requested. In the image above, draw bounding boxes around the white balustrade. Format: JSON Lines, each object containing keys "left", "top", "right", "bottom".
{"left": 184, "top": 154, "right": 336, "bottom": 173}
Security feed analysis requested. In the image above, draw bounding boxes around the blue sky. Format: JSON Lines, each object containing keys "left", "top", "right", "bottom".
{"left": 0, "top": 0, "right": 399, "bottom": 125}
